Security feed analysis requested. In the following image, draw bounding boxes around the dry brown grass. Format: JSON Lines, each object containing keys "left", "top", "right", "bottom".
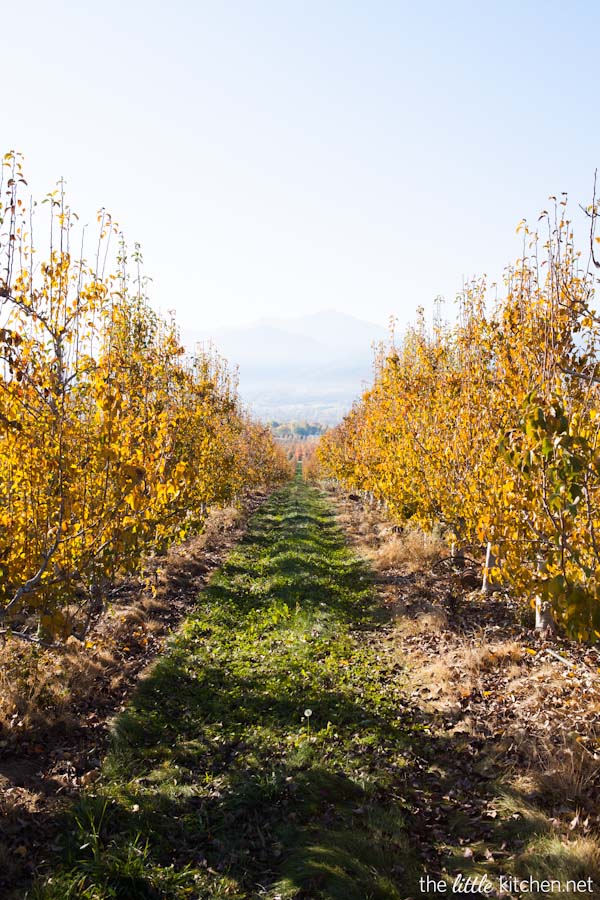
{"left": 329, "top": 484, "right": 600, "bottom": 886}
{"left": 375, "top": 529, "right": 447, "bottom": 572}
{"left": 1, "top": 611, "right": 187, "bottom": 732}
{"left": 350, "top": 507, "right": 384, "bottom": 539}
{"left": 357, "top": 520, "right": 374, "bottom": 536}
{"left": 334, "top": 489, "right": 449, "bottom": 573}
{"left": 460, "top": 640, "right": 523, "bottom": 673}
{"left": 0, "top": 630, "right": 123, "bottom": 734}
{"left": 396, "top": 610, "right": 600, "bottom": 815}
{"left": 335, "top": 511, "right": 354, "bottom": 528}
{"left": 139, "top": 596, "right": 169, "bottom": 615}
{"left": 333, "top": 497, "right": 387, "bottom": 541}
{"left": 0, "top": 639, "right": 108, "bottom": 730}
{"left": 202, "top": 504, "right": 244, "bottom": 540}
{"left": 0, "top": 500, "right": 256, "bottom": 736}
{"left": 526, "top": 734, "right": 600, "bottom": 807}
{"left": 416, "top": 659, "right": 460, "bottom": 702}
{"left": 393, "top": 601, "right": 449, "bottom": 636}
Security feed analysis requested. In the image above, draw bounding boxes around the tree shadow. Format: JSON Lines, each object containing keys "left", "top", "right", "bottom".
{"left": 26, "top": 480, "right": 599, "bottom": 899}
{"left": 38, "top": 667, "right": 587, "bottom": 900}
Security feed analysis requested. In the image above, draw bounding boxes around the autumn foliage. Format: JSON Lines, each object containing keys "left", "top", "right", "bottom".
{"left": 318, "top": 197, "right": 600, "bottom": 641}
{"left": 0, "top": 152, "right": 290, "bottom": 641}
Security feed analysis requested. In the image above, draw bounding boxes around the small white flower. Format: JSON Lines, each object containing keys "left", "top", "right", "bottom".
{"left": 304, "top": 708, "right": 312, "bottom": 717}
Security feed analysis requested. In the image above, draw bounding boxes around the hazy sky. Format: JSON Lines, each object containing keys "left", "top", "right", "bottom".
{"left": 4, "top": 1, "right": 600, "bottom": 331}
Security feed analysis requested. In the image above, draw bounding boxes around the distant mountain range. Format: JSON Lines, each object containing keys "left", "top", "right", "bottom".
{"left": 182, "top": 310, "right": 389, "bottom": 424}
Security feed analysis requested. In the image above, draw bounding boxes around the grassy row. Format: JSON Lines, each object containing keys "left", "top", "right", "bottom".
{"left": 34, "top": 478, "right": 420, "bottom": 899}
{"left": 33, "top": 477, "right": 599, "bottom": 899}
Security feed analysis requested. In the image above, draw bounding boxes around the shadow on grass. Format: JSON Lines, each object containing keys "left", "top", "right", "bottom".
{"left": 30, "top": 479, "right": 600, "bottom": 900}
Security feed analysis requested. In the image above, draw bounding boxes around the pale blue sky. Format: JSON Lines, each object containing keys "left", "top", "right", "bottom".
{"left": 5, "top": 1, "right": 600, "bottom": 330}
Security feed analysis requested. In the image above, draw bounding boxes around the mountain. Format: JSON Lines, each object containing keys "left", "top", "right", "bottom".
{"left": 181, "top": 310, "right": 388, "bottom": 424}
{"left": 254, "top": 309, "right": 387, "bottom": 352}
{"left": 188, "top": 324, "right": 326, "bottom": 367}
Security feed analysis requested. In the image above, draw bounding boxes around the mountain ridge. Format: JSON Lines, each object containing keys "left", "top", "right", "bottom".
{"left": 181, "top": 310, "right": 387, "bottom": 424}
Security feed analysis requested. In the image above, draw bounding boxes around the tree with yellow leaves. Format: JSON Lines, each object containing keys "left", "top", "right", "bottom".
{"left": 318, "top": 197, "right": 600, "bottom": 641}
{"left": 0, "top": 151, "right": 290, "bottom": 643}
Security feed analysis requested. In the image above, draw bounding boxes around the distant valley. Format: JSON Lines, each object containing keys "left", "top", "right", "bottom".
{"left": 182, "top": 310, "right": 388, "bottom": 424}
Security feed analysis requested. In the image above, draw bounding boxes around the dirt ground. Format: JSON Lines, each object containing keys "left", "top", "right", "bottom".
{"left": 329, "top": 486, "right": 600, "bottom": 880}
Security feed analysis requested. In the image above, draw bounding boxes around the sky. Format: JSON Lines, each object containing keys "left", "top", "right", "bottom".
{"left": 3, "top": 0, "right": 600, "bottom": 332}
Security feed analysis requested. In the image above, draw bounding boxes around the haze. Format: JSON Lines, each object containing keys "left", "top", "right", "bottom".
{"left": 4, "top": 1, "right": 600, "bottom": 418}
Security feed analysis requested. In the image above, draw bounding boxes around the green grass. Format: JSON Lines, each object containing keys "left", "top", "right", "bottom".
{"left": 33, "top": 478, "right": 420, "bottom": 899}
{"left": 31, "top": 478, "right": 600, "bottom": 899}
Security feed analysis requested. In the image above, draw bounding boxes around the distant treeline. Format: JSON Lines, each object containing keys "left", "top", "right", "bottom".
{"left": 270, "top": 421, "right": 328, "bottom": 438}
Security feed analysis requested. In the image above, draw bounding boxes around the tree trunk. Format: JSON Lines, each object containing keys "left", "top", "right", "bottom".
{"left": 535, "top": 596, "right": 554, "bottom": 631}
{"left": 534, "top": 555, "right": 556, "bottom": 633}
{"left": 482, "top": 541, "right": 497, "bottom": 594}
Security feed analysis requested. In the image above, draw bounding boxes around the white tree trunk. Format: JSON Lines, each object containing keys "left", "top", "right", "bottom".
{"left": 482, "top": 542, "right": 497, "bottom": 594}
{"left": 534, "top": 555, "right": 555, "bottom": 632}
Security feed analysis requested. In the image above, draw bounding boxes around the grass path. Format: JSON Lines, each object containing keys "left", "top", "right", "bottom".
{"left": 31, "top": 477, "right": 600, "bottom": 899}
{"left": 36, "top": 478, "right": 421, "bottom": 899}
